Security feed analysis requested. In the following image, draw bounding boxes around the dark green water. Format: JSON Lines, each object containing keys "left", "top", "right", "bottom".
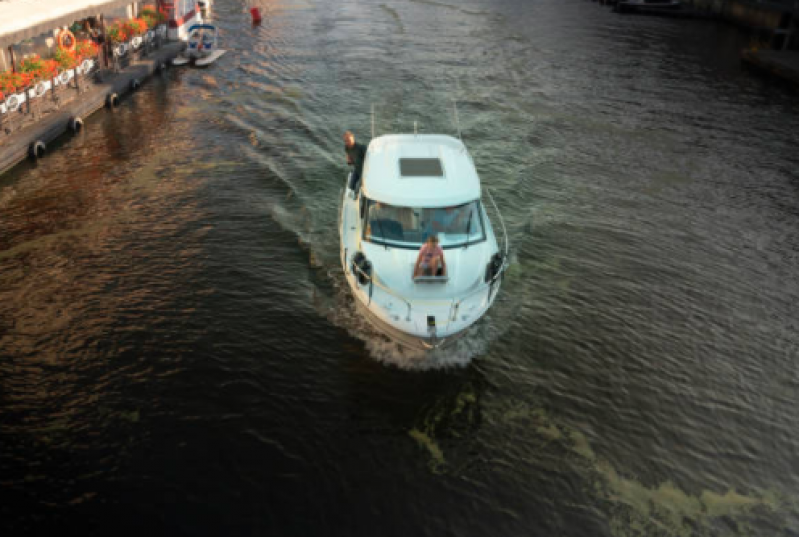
{"left": 2, "top": 0, "right": 799, "bottom": 535}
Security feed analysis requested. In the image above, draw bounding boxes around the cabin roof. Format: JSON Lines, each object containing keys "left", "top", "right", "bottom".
{"left": 362, "top": 135, "right": 482, "bottom": 207}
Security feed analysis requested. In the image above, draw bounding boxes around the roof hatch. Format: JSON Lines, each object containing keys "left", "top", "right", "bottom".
{"left": 399, "top": 158, "right": 444, "bottom": 178}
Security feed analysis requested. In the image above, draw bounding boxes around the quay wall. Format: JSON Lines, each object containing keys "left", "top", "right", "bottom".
{"left": 687, "top": 0, "right": 790, "bottom": 28}
{"left": 687, "top": 0, "right": 798, "bottom": 49}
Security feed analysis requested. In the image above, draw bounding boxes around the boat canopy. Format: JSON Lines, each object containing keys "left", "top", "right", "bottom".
{"left": 187, "top": 24, "right": 218, "bottom": 33}
{"left": 362, "top": 135, "right": 482, "bottom": 208}
{"left": 0, "top": 0, "right": 134, "bottom": 48}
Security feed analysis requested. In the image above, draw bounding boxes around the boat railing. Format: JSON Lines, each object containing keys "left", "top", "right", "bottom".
{"left": 351, "top": 260, "right": 413, "bottom": 321}
{"left": 351, "top": 254, "right": 510, "bottom": 330}
{"left": 338, "top": 186, "right": 346, "bottom": 235}
{"left": 485, "top": 187, "right": 510, "bottom": 261}
{"left": 450, "top": 280, "right": 494, "bottom": 321}
{"left": 450, "top": 189, "right": 510, "bottom": 317}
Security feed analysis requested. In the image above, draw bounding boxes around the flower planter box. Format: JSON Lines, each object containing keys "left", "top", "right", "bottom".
{"left": 110, "top": 26, "right": 164, "bottom": 70}
{"left": 0, "top": 56, "right": 100, "bottom": 135}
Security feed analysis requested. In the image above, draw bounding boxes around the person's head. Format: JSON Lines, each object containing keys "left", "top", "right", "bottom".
{"left": 343, "top": 131, "right": 355, "bottom": 148}
{"left": 426, "top": 235, "right": 439, "bottom": 246}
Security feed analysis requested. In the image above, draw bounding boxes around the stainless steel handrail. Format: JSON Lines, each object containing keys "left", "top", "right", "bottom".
{"left": 485, "top": 187, "right": 509, "bottom": 259}
{"left": 338, "top": 186, "right": 345, "bottom": 230}
{"left": 452, "top": 281, "right": 492, "bottom": 312}
{"left": 447, "top": 187, "right": 510, "bottom": 312}
{"left": 350, "top": 259, "right": 413, "bottom": 321}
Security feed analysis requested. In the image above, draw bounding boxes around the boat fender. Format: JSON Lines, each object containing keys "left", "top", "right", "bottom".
{"left": 106, "top": 93, "right": 120, "bottom": 108}
{"left": 68, "top": 116, "right": 84, "bottom": 134}
{"left": 29, "top": 140, "right": 46, "bottom": 159}
{"left": 130, "top": 78, "right": 141, "bottom": 91}
{"left": 361, "top": 260, "right": 372, "bottom": 286}
{"left": 352, "top": 252, "right": 372, "bottom": 286}
{"left": 484, "top": 253, "right": 503, "bottom": 283}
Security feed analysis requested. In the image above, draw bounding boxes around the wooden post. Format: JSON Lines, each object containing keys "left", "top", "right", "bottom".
{"left": 99, "top": 15, "right": 109, "bottom": 69}
{"left": 8, "top": 46, "right": 16, "bottom": 73}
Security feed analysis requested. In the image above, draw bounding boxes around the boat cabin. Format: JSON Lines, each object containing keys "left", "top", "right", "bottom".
{"left": 359, "top": 135, "right": 487, "bottom": 256}
{"left": 161, "top": 0, "right": 203, "bottom": 40}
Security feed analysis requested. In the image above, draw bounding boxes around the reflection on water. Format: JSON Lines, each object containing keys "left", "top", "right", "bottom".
{"left": 2, "top": 0, "right": 799, "bottom": 535}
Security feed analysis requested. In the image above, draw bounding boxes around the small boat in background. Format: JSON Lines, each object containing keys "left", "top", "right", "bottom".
{"left": 173, "top": 24, "right": 227, "bottom": 67}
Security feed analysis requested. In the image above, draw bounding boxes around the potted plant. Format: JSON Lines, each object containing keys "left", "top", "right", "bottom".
{"left": 106, "top": 21, "right": 129, "bottom": 46}
{"left": 54, "top": 47, "right": 78, "bottom": 70}
{"left": 75, "top": 40, "right": 100, "bottom": 61}
{"left": 106, "top": 20, "right": 132, "bottom": 61}
{"left": 142, "top": 6, "right": 169, "bottom": 40}
{"left": 1, "top": 71, "right": 28, "bottom": 112}
{"left": 19, "top": 55, "right": 47, "bottom": 82}
{"left": 125, "top": 18, "right": 148, "bottom": 36}
{"left": 1, "top": 71, "right": 25, "bottom": 101}
{"left": 141, "top": 6, "right": 167, "bottom": 29}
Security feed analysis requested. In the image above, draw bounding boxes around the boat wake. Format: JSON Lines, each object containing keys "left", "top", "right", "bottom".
{"left": 323, "top": 269, "right": 517, "bottom": 370}
{"left": 328, "top": 297, "right": 495, "bottom": 370}
{"left": 248, "top": 180, "right": 517, "bottom": 369}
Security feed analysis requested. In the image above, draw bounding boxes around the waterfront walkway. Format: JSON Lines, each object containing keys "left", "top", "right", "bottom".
{"left": 0, "top": 42, "right": 181, "bottom": 176}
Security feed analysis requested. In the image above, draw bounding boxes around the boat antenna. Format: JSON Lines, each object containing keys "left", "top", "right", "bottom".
{"left": 371, "top": 103, "right": 375, "bottom": 139}
{"left": 453, "top": 99, "right": 462, "bottom": 141}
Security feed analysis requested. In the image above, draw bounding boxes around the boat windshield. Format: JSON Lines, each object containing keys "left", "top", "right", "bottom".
{"left": 363, "top": 199, "right": 485, "bottom": 248}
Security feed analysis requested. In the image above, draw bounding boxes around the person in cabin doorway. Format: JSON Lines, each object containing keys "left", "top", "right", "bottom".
{"left": 413, "top": 235, "right": 446, "bottom": 278}
{"left": 343, "top": 131, "right": 367, "bottom": 195}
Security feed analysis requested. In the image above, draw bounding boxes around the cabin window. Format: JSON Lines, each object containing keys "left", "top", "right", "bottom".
{"left": 362, "top": 199, "right": 485, "bottom": 249}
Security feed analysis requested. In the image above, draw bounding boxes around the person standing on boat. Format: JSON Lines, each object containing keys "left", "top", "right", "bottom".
{"left": 344, "top": 131, "right": 367, "bottom": 194}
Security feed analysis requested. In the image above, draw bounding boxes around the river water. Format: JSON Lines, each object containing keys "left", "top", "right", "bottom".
{"left": 2, "top": 0, "right": 799, "bottom": 534}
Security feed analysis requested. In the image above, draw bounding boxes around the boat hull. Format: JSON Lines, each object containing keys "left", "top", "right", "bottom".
{"left": 352, "top": 294, "right": 469, "bottom": 351}
{"left": 173, "top": 49, "right": 226, "bottom": 67}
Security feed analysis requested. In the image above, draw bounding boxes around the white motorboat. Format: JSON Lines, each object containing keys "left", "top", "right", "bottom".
{"left": 173, "top": 24, "right": 226, "bottom": 67}
{"left": 339, "top": 133, "right": 509, "bottom": 351}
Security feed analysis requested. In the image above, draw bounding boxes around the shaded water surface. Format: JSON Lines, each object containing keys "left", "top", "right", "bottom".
{"left": 2, "top": 0, "right": 799, "bottom": 535}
